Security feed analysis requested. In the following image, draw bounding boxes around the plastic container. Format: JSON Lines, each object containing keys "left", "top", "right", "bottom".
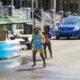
{"left": 0, "top": 40, "right": 21, "bottom": 58}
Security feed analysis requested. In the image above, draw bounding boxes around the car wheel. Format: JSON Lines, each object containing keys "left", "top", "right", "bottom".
{"left": 78, "top": 37, "right": 80, "bottom": 39}
{"left": 56, "top": 37, "right": 60, "bottom": 40}
{"left": 67, "top": 37, "right": 70, "bottom": 39}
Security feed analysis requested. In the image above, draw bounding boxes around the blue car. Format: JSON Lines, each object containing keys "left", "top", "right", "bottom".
{"left": 55, "top": 17, "right": 80, "bottom": 39}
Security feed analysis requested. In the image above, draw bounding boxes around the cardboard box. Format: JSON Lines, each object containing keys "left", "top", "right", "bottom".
{"left": 0, "top": 30, "right": 9, "bottom": 41}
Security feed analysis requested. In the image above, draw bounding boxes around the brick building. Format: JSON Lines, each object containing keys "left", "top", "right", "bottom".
{"left": 1, "top": 0, "right": 54, "bottom": 10}
{"left": 1, "top": 0, "right": 31, "bottom": 8}
{"left": 1, "top": 0, "right": 80, "bottom": 14}
{"left": 29, "top": 0, "right": 80, "bottom": 14}
{"left": 57, "top": 0, "right": 80, "bottom": 13}
{"left": 36, "top": 0, "right": 80, "bottom": 14}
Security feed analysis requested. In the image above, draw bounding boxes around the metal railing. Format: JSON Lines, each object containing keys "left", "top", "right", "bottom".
{"left": 34, "top": 9, "right": 61, "bottom": 27}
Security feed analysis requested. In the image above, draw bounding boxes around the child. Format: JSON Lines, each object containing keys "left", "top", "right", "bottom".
{"left": 43, "top": 25, "right": 52, "bottom": 58}
{"left": 31, "top": 27, "right": 46, "bottom": 68}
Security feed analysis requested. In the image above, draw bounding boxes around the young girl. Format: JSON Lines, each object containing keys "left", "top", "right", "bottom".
{"left": 31, "top": 27, "right": 46, "bottom": 68}
{"left": 43, "top": 25, "right": 52, "bottom": 58}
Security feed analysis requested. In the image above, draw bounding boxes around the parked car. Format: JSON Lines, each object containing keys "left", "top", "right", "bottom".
{"left": 55, "top": 17, "right": 80, "bottom": 39}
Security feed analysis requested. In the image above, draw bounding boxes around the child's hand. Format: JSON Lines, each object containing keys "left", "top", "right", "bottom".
{"left": 40, "top": 42, "right": 44, "bottom": 45}
{"left": 31, "top": 44, "right": 33, "bottom": 48}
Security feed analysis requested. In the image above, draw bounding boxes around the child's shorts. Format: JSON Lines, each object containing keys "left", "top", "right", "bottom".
{"left": 32, "top": 49, "right": 44, "bottom": 54}
{"left": 33, "top": 43, "right": 44, "bottom": 54}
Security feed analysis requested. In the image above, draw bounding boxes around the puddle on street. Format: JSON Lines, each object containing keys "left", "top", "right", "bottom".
{"left": 0, "top": 56, "right": 30, "bottom": 73}
{"left": 21, "top": 57, "right": 29, "bottom": 65}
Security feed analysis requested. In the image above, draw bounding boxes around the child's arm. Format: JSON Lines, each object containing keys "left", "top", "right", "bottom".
{"left": 31, "top": 34, "right": 34, "bottom": 48}
{"left": 40, "top": 33, "right": 45, "bottom": 45}
{"left": 43, "top": 38, "right": 45, "bottom": 44}
{"left": 31, "top": 39, "right": 34, "bottom": 48}
{"left": 31, "top": 34, "right": 34, "bottom": 44}
{"left": 49, "top": 33, "right": 51, "bottom": 38}
{"left": 31, "top": 39, "right": 33, "bottom": 44}
{"left": 40, "top": 38, "right": 45, "bottom": 45}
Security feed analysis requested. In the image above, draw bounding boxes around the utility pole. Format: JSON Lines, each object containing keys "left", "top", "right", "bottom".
{"left": 20, "top": 0, "right": 22, "bottom": 8}
{"left": 11, "top": 0, "right": 14, "bottom": 6}
{"left": 32, "top": 0, "right": 35, "bottom": 30}
{"left": 53, "top": 0, "right": 56, "bottom": 26}
{"left": 11, "top": 0, "right": 14, "bottom": 17}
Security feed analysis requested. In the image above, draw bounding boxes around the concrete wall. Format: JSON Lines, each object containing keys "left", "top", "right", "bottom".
{"left": 12, "top": 7, "right": 32, "bottom": 34}
{"left": 0, "top": 6, "right": 31, "bottom": 19}
{"left": 0, "top": 6, "right": 32, "bottom": 34}
{"left": 12, "top": 8, "right": 31, "bottom": 20}
{"left": 0, "top": 6, "right": 12, "bottom": 16}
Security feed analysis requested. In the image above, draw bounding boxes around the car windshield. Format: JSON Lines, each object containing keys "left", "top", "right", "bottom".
{"left": 60, "top": 18, "right": 80, "bottom": 25}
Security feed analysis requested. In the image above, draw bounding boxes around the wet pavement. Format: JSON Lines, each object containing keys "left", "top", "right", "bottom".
{"left": 0, "top": 39, "right": 80, "bottom": 80}
{"left": 0, "top": 57, "right": 22, "bottom": 73}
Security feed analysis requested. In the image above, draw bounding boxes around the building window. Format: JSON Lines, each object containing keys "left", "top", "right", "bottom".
{"left": 2, "top": 0, "right": 7, "bottom": 5}
{"left": 1, "top": 0, "right": 31, "bottom": 8}
{"left": 69, "top": 3, "right": 78, "bottom": 13}
{"left": 14, "top": 0, "right": 31, "bottom": 9}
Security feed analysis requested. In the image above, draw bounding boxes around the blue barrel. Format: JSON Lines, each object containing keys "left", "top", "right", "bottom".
{"left": 0, "top": 40, "right": 21, "bottom": 58}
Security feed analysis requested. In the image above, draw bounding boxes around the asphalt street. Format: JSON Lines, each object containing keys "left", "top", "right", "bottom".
{"left": 0, "top": 38, "right": 80, "bottom": 80}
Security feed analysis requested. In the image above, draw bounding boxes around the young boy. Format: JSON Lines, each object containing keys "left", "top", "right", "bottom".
{"left": 31, "top": 27, "right": 46, "bottom": 68}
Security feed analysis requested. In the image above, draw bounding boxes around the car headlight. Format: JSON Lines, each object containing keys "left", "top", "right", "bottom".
{"left": 74, "top": 27, "right": 80, "bottom": 31}
{"left": 55, "top": 27, "right": 59, "bottom": 31}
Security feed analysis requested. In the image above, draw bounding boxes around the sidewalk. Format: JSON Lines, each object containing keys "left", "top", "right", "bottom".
{"left": 9, "top": 34, "right": 32, "bottom": 42}
{"left": 20, "top": 45, "right": 32, "bottom": 57}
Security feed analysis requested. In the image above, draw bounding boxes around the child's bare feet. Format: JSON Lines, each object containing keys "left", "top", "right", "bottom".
{"left": 45, "top": 56, "right": 47, "bottom": 59}
{"left": 51, "top": 56, "right": 53, "bottom": 59}
{"left": 43, "top": 65, "right": 46, "bottom": 68}
{"left": 31, "top": 64, "right": 36, "bottom": 67}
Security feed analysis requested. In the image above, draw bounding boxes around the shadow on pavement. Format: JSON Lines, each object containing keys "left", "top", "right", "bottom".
{"left": 16, "top": 67, "right": 43, "bottom": 72}
{"left": 53, "top": 37, "right": 80, "bottom": 40}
